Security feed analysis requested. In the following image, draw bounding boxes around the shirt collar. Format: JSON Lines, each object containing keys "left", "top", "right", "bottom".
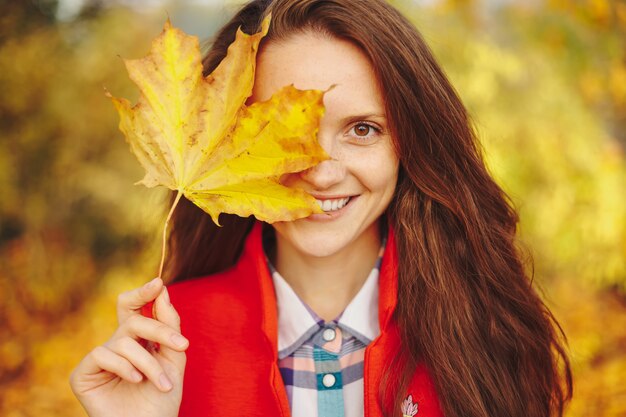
{"left": 268, "top": 242, "right": 384, "bottom": 359}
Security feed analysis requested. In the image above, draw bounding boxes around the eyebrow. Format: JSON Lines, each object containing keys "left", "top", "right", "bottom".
{"left": 339, "top": 113, "right": 387, "bottom": 124}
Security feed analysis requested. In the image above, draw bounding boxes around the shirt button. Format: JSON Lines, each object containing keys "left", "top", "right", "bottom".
{"left": 322, "top": 327, "right": 336, "bottom": 342}
{"left": 322, "top": 373, "right": 336, "bottom": 388}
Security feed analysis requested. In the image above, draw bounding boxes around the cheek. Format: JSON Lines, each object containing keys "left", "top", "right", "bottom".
{"left": 357, "top": 151, "right": 399, "bottom": 196}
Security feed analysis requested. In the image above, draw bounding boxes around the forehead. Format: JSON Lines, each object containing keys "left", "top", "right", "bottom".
{"left": 250, "top": 32, "right": 385, "bottom": 114}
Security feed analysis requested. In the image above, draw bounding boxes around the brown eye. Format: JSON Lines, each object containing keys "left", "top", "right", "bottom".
{"left": 354, "top": 123, "right": 371, "bottom": 136}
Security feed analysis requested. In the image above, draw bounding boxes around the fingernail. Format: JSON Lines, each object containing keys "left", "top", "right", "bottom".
{"left": 171, "top": 333, "right": 188, "bottom": 348}
{"left": 159, "top": 373, "right": 173, "bottom": 391}
{"left": 162, "top": 287, "right": 171, "bottom": 305}
{"left": 131, "top": 370, "right": 143, "bottom": 382}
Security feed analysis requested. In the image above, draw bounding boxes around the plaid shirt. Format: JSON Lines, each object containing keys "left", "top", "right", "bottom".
{"left": 268, "top": 244, "right": 385, "bottom": 417}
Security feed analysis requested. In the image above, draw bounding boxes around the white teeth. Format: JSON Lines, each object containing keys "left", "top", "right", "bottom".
{"left": 315, "top": 197, "right": 351, "bottom": 212}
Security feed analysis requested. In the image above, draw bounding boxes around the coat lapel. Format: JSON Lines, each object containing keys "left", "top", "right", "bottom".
{"left": 243, "top": 223, "right": 292, "bottom": 416}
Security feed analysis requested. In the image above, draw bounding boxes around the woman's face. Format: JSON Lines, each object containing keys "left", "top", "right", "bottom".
{"left": 250, "top": 32, "right": 399, "bottom": 258}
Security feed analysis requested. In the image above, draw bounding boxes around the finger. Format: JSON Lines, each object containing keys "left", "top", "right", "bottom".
{"left": 155, "top": 287, "right": 180, "bottom": 331}
{"left": 116, "top": 314, "right": 188, "bottom": 352}
{"left": 153, "top": 287, "right": 187, "bottom": 367}
{"left": 117, "top": 277, "right": 163, "bottom": 324}
{"left": 106, "top": 336, "right": 173, "bottom": 392}
{"left": 70, "top": 346, "right": 143, "bottom": 394}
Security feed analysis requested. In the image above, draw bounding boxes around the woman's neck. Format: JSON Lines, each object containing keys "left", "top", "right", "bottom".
{"left": 273, "top": 224, "right": 381, "bottom": 321}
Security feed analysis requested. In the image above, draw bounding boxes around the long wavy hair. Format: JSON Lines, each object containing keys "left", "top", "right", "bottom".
{"left": 164, "top": 1, "right": 573, "bottom": 416}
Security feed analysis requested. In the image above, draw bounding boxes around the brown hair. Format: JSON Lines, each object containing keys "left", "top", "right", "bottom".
{"left": 165, "top": 1, "right": 573, "bottom": 416}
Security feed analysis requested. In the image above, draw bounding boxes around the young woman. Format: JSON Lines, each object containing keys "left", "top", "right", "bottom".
{"left": 70, "top": 1, "right": 573, "bottom": 416}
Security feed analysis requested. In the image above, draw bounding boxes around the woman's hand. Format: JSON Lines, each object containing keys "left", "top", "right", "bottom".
{"left": 70, "top": 278, "right": 188, "bottom": 417}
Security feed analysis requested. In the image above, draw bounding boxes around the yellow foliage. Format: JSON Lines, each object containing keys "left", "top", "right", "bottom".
{"left": 609, "top": 65, "right": 626, "bottom": 105}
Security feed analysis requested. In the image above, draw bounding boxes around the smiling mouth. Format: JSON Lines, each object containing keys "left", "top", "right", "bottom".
{"left": 315, "top": 197, "right": 352, "bottom": 212}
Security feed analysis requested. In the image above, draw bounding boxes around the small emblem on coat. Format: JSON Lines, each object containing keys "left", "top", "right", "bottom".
{"left": 401, "top": 394, "right": 418, "bottom": 416}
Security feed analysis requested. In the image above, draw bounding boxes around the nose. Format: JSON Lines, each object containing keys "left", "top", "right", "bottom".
{"left": 296, "top": 123, "right": 346, "bottom": 189}
{"left": 298, "top": 158, "right": 346, "bottom": 190}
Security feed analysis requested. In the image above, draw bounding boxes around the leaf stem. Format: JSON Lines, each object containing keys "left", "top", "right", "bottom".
{"left": 158, "top": 190, "right": 183, "bottom": 279}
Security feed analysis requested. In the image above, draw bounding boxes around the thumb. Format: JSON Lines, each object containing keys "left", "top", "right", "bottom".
{"left": 117, "top": 277, "right": 163, "bottom": 325}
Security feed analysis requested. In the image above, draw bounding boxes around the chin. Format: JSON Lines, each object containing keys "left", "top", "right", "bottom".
{"left": 295, "top": 239, "right": 350, "bottom": 258}
{"left": 293, "top": 228, "right": 353, "bottom": 257}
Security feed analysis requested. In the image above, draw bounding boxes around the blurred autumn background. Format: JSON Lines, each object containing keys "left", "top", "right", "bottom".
{"left": 0, "top": 0, "right": 625, "bottom": 415}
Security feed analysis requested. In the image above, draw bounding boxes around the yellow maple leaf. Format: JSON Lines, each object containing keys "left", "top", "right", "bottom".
{"left": 107, "top": 16, "right": 328, "bottom": 225}
{"left": 107, "top": 16, "right": 329, "bottom": 276}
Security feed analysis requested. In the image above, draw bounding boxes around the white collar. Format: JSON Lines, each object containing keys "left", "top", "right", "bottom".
{"left": 271, "top": 265, "right": 381, "bottom": 359}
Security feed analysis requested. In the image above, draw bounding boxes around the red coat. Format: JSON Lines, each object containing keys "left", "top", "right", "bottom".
{"left": 168, "top": 223, "right": 444, "bottom": 417}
